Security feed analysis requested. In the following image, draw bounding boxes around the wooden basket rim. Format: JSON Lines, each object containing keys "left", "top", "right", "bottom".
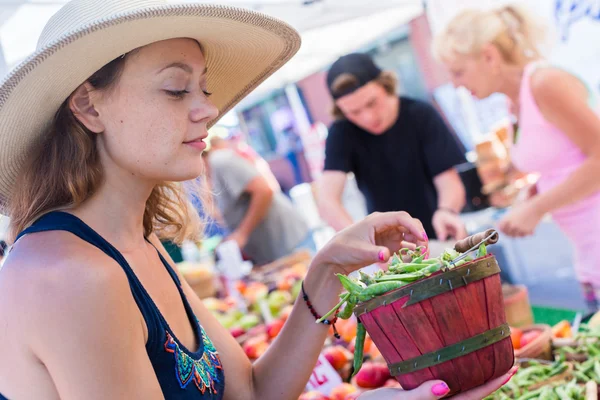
{"left": 354, "top": 255, "right": 500, "bottom": 316}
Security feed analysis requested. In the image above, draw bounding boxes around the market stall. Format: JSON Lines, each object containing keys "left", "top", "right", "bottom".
{"left": 175, "top": 230, "right": 599, "bottom": 399}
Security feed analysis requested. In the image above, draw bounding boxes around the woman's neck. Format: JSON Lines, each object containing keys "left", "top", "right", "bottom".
{"left": 71, "top": 171, "right": 155, "bottom": 252}
{"left": 497, "top": 64, "right": 527, "bottom": 106}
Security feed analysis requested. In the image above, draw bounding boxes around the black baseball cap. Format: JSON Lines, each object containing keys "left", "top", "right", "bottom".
{"left": 326, "top": 53, "right": 382, "bottom": 100}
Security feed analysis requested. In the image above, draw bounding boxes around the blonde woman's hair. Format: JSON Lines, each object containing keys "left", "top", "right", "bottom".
{"left": 432, "top": 5, "right": 548, "bottom": 64}
{"left": 7, "top": 52, "right": 205, "bottom": 245}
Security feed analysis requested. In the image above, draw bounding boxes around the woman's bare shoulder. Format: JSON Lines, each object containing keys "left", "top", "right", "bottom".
{"left": 0, "top": 230, "right": 134, "bottom": 334}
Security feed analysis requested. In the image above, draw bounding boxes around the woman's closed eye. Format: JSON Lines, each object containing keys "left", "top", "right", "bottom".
{"left": 165, "top": 89, "right": 189, "bottom": 99}
{"left": 165, "top": 89, "right": 212, "bottom": 99}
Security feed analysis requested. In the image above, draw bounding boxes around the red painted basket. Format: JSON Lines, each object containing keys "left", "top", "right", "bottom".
{"left": 353, "top": 240, "right": 514, "bottom": 396}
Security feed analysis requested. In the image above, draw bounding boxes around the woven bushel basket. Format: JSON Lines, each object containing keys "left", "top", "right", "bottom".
{"left": 354, "top": 254, "right": 515, "bottom": 396}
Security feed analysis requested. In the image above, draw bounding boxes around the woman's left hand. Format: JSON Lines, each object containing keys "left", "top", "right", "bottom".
{"left": 313, "top": 211, "right": 428, "bottom": 275}
{"left": 497, "top": 202, "right": 543, "bottom": 237}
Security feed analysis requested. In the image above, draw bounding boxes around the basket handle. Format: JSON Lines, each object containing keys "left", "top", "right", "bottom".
{"left": 454, "top": 229, "right": 499, "bottom": 253}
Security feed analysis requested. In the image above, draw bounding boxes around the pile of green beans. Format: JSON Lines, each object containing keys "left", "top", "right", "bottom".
{"left": 316, "top": 244, "right": 488, "bottom": 377}
{"left": 485, "top": 360, "right": 586, "bottom": 400}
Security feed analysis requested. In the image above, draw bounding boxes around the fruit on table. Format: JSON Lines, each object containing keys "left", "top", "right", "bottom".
{"left": 202, "top": 297, "right": 229, "bottom": 313}
{"left": 510, "top": 326, "right": 523, "bottom": 350}
{"left": 589, "top": 311, "right": 600, "bottom": 328}
{"left": 229, "top": 326, "right": 245, "bottom": 338}
{"left": 520, "top": 329, "right": 542, "bottom": 348}
{"left": 353, "top": 361, "right": 391, "bottom": 389}
{"left": 266, "top": 319, "right": 285, "bottom": 339}
{"left": 383, "top": 379, "right": 401, "bottom": 388}
{"left": 552, "top": 320, "right": 573, "bottom": 338}
{"left": 323, "top": 345, "right": 352, "bottom": 371}
{"left": 329, "top": 383, "right": 358, "bottom": 400}
{"left": 342, "top": 393, "right": 361, "bottom": 400}
{"left": 244, "top": 282, "right": 269, "bottom": 303}
{"left": 268, "top": 290, "right": 293, "bottom": 315}
{"left": 291, "top": 279, "right": 303, "bottom": 300}
{"left": 279, "top": 305, "right": 294, "bottom": 322}
{"left": 298, "top": 391, "right": 330, "bottom": 400}
{"left": 237, "top": 314, "right": 261, "bottom": 330}
{"left": 242, "top": 334, "right": 269, "bottom": 359}
{"left": 336, "top": 318, "right": 357, "bottom": 343}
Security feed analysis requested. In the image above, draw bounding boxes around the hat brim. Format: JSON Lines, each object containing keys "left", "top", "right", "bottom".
{"left": 0, "top": 4, "right": 300, "bottom": 211}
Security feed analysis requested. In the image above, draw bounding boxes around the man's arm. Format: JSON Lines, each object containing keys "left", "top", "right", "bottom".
{"left": 417, "top": 100, "right": 468, "bottom": 240}
{"left": 316, "top": 171, "right": 354, "bottom": 231}
{"left": 230, "top": 175, "right": 274, "bottom": 247}
{"left": 433, "top": 168, "right": 466, "bottom": 214}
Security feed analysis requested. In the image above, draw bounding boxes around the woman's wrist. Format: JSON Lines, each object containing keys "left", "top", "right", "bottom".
{"left": 301, "top": 258, "right": 343, "bottom": 316}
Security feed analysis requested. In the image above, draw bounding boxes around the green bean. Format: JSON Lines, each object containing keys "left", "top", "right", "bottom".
{"left": 549, "top": 362, "right": 568, "bottom": 376}
{"left": 375, "top": 272, "right": 423, "bottom": 282}
{"left": 517, "top": 387, "right": 545, "bottom": 400}
{"left": 477, "top": 243, "right": 487, "bottom": 258}
{"left": 420, "top": 263, "right": 442, "bottom": 276}
{"left": 352, "top": 322, "right": 366, "bottom": 377}
{"left": 594, "top": 361, "right": 600, "bottom": 381}
{"left": 361, "top": 281, "right": 406, "bottom": 297}
{"left": 359, "top": 271, "right": 375, "bottom": 286}
{"left": 539, "top": 387, "right": 554, "bottom": 400}
{"left": 316, "top": 293, "right": 351, "bottom": 323}
{"left": 338, "top": 295, "right": 357, "bottom": 320}
{"left": 588, "top": 343, "right": 600, "bottom": 357}
{"left": 412, "top": 254, "right": 424, "bottom": 264}
{"left": 573, "top": 370, "right": 590, "bottom": 382}
{"left": 507, "top": 379, "right": 521, "bottom": 398}
{"left": 336, "top": 274, "right": 364, "bottom": 295}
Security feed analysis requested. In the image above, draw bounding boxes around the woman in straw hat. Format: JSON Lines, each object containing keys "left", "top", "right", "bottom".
{"left": 434, "top": 5, "right": 600, "bottom": 313}
{"left": 0, "top": 1, "right": 516, "bottom": 399}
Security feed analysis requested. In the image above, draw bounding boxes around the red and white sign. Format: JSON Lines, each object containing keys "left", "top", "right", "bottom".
{"left": 305, "top": 353, "right": 343, "bottom": 396}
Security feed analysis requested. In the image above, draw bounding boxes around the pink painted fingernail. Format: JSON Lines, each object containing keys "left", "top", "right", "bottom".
{"left": 502, "top": 367, "right": 519, "bottom": 385}
{"left": 432, "top": 382, "right": 450, "bottom": 396}
{"left": 423, "top": 232, "right": 429, "bottom": 241}
{"left": 378, "top": 250, "right": 385, "bottom": 261}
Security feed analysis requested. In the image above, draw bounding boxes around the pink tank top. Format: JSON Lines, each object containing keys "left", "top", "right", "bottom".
{"left": 511, "top": 61, "right": 600, "bottom": 220}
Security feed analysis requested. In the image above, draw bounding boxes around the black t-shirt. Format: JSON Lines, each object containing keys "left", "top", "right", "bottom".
{"left": 324, "top": 96, "right": 466, "bottom": 239}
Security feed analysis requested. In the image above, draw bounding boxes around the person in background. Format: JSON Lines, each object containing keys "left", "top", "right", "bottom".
{"left": 223, "top": 133, "right": 283, "bottom": 193}
{"left": 316, "top": 53, "right": 468, "bottom": 242}
{"left": 434, "top": 5, "right": 600, "bottom": 312}
{"left": 205, "top": 137, "right": 313, "bottom": 265}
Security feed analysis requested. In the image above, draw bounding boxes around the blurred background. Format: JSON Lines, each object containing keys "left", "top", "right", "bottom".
{"left": 2, "top": 0, "right": 599, "bottom": 312}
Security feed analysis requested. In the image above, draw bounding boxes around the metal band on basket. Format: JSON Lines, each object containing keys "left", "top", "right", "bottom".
{"left": 387, "top": 323, "right": 511, "bottom": 376}
{"left": 353, "top": 257, "right": 501, "bottom": 316}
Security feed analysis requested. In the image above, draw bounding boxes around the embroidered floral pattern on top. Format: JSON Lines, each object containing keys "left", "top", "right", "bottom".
{"left": 164, "top": 326, "right": 223, "bottom": 394}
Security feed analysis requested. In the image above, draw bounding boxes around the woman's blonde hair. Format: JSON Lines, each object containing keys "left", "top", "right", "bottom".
{"left": 432, "top": 5, "right": 548, "bottom": 64}
{"left": 7, "top": 53, "right": 204, "bottom": 244}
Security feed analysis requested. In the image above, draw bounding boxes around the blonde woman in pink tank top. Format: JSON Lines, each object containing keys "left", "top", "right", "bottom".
{"left": 434, "top": 5, "right": 600, "bottom": 311}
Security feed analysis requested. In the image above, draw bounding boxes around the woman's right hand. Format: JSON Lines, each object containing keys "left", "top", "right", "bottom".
{"left": 357, "top": 366, "right": 517, "bottom": 400}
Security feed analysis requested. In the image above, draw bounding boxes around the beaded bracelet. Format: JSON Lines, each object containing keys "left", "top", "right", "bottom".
{"left": 301, "top": 281, "right": 341, "bottom": 339}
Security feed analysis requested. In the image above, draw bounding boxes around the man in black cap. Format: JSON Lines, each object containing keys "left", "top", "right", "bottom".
{"left": 316, "top": 53, "right": 468, "bottom": 241}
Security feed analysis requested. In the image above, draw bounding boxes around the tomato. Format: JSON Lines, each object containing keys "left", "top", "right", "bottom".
{"left": 510, "top": 327, "right": 523, "bottom": 350}
{"left": 520, "top": 330, "right": 542, "bottom": 349}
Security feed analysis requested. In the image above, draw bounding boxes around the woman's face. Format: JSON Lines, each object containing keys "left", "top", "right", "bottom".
{"left": 91, "top": 38, "right": 218, "bottom": 183}
{"left": 443, "top": 53, "right": 498, "bottom": 99}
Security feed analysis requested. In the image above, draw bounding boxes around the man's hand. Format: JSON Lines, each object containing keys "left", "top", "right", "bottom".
{"left": 432, "top": 209, "right": 467, "bottom": 241}
{"left": 224, "top": 230, "right": 249, "bottom": 250}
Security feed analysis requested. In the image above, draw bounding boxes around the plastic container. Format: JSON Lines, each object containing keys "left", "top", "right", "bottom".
{"left": 354, "top": 254, "right": 514, "bottom": 396}
{"left": 514, "top": 324, "right": 553, "bottom": 361}
{"left": 502, "top": 284, "right": 534, "bottom": 328}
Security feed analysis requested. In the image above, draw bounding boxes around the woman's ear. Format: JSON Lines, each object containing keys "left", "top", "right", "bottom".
{"left": 481, "top": 43, "right": 503, "bottom": 74}
{"left": 69, "top": 82, "right": 105, "bottom": 133}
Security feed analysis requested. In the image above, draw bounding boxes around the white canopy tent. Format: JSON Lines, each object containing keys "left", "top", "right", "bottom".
{"left": 0, "top": 0, "right": 424, "bottom": 100}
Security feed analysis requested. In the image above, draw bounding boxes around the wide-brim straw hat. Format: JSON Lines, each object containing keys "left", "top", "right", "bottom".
{"left": 0, "top": 0, "right": 301, "bottom": 214}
